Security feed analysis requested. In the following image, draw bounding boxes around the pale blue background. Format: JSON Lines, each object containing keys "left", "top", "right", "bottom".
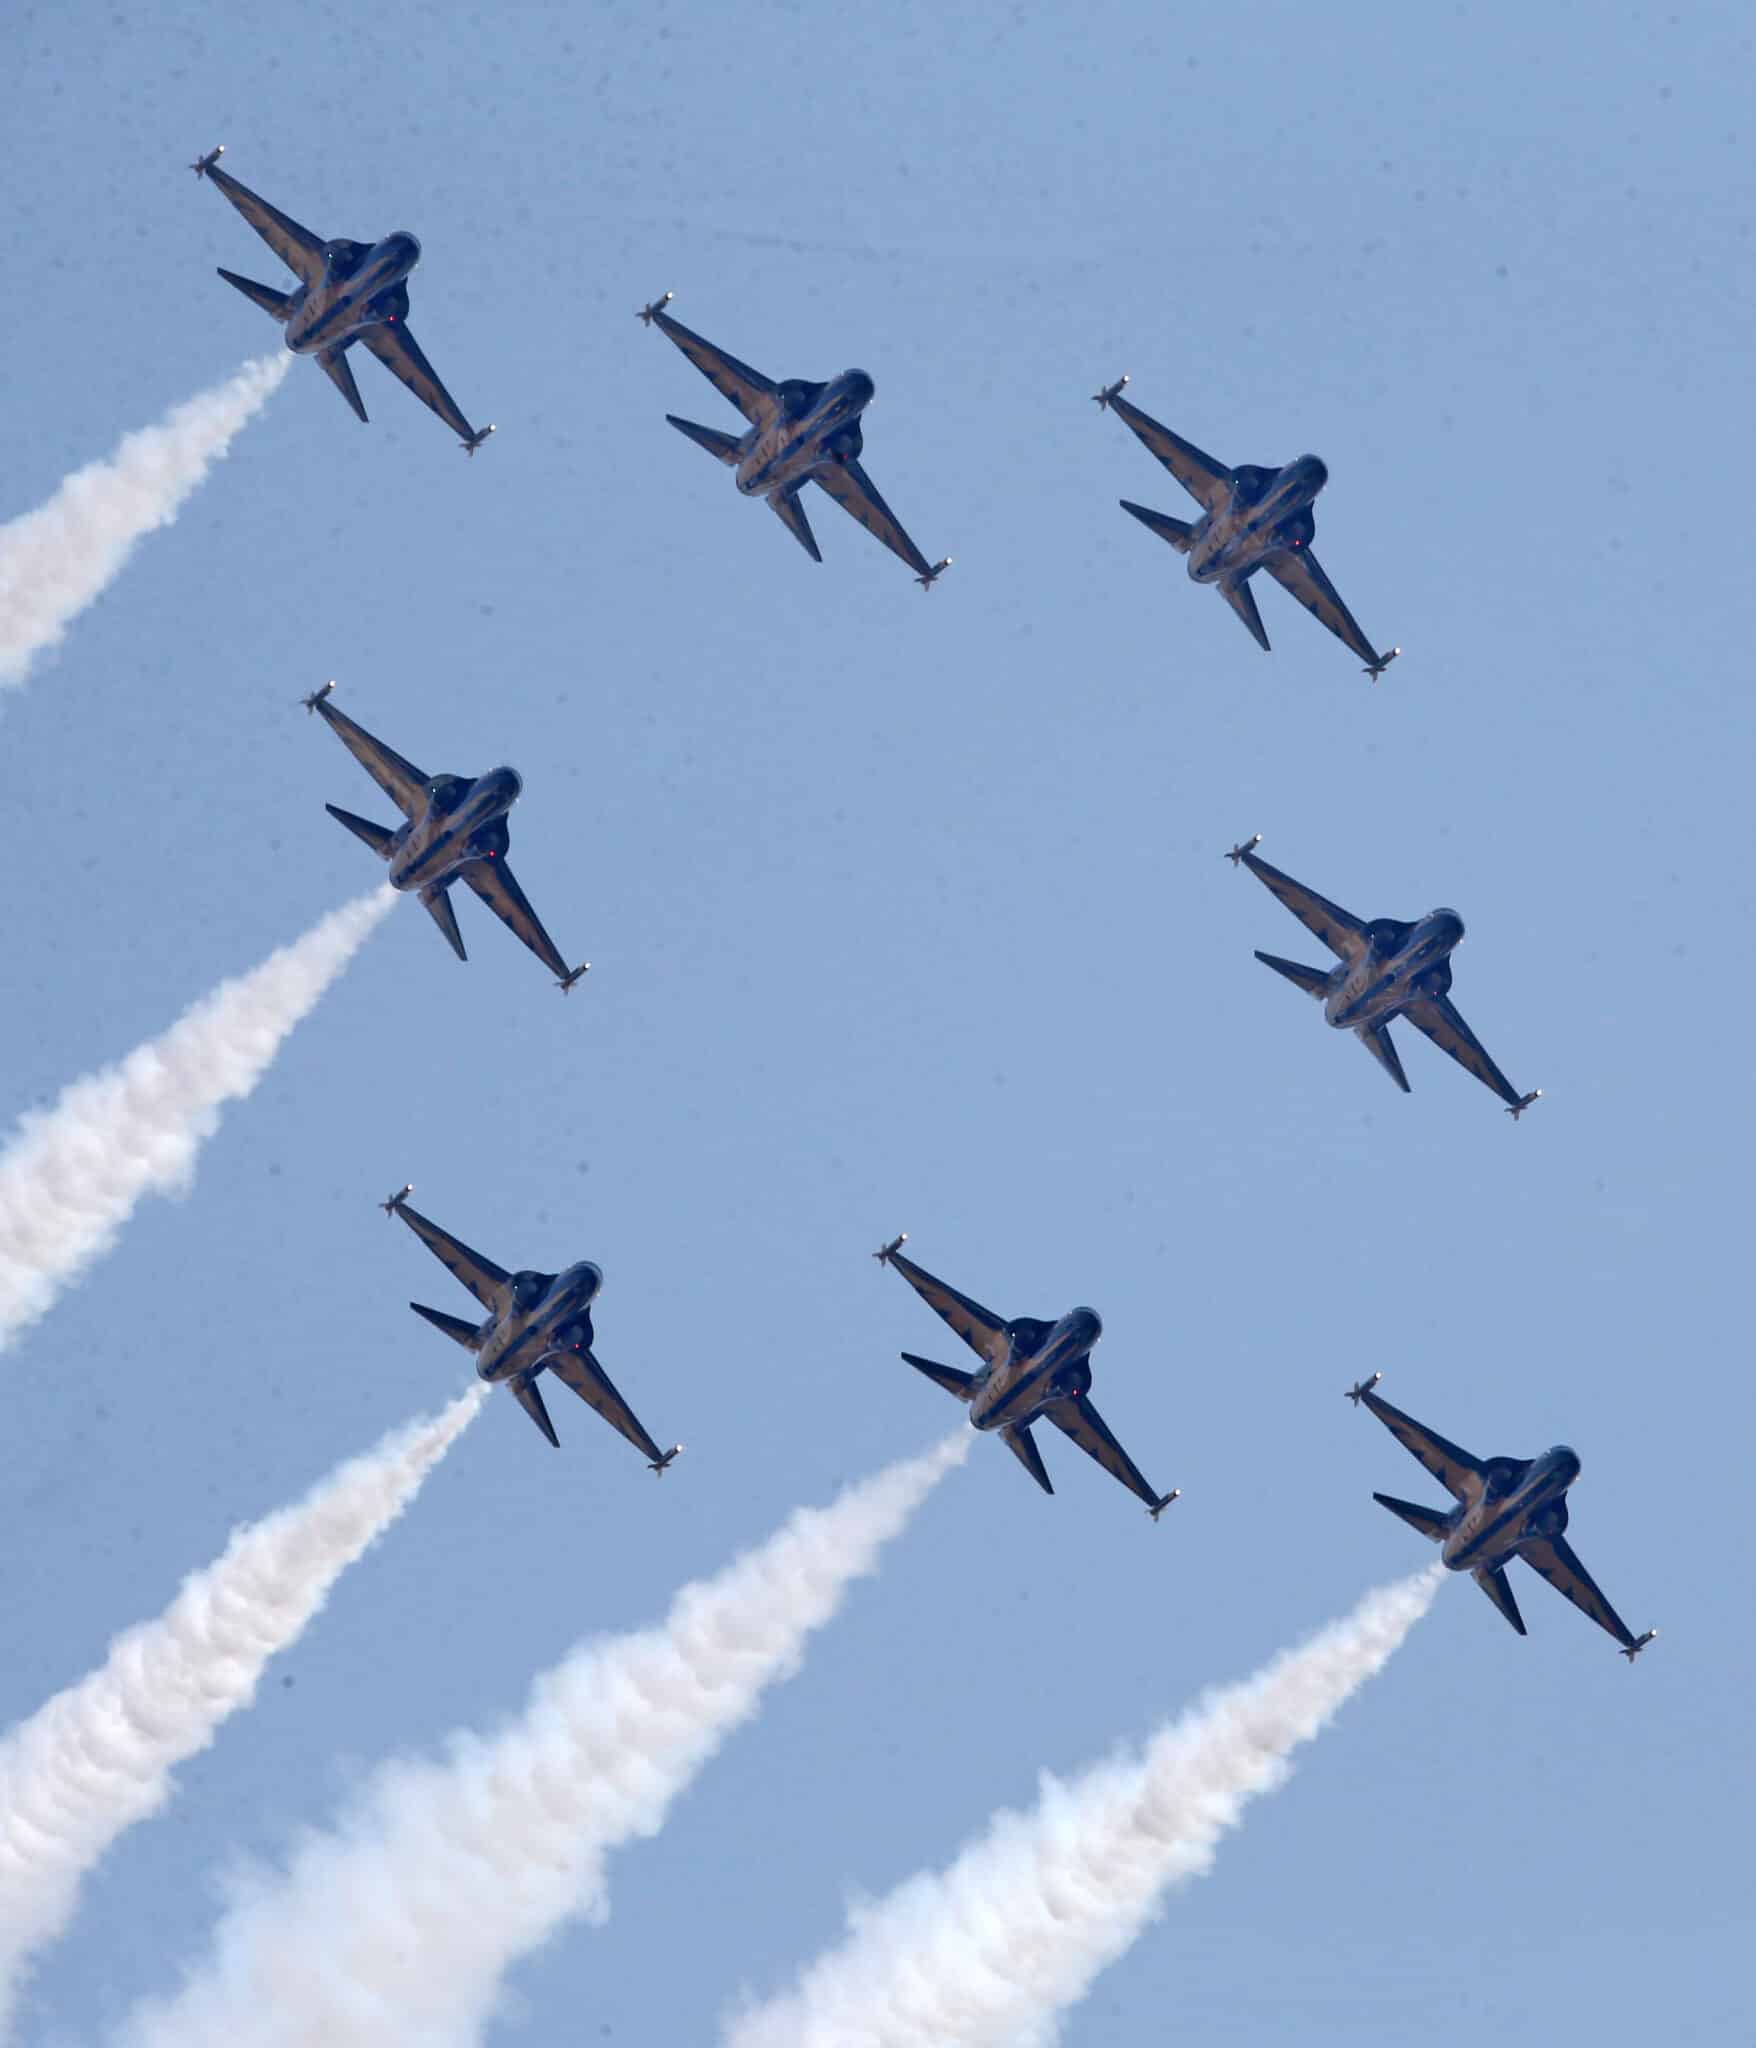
{"left": 1, "top": 1, "right": 1748, "bottom": 2041}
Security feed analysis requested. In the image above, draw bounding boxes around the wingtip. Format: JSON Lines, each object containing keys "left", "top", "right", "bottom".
{"left": 873, "top": 1232, "right": 907, "bottom": 1265}
{"left": 1225, "top": 833, "right": 1262, "bottom": 866}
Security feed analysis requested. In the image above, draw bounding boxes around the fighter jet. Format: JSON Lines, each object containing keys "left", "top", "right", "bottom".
{"left": 1346, "top": 1373, "right": 1656, "bottom": 1662}
{"left": 1094, "top": 375, "right": 1396, "bottom": 678}
{"left": 1228, "top": 834, "right": 1540, "bottom": 1116}
{"left": 384, "top": 1185, "right": 682, "bottom": 1467}
{"left": 305, "top": 682, "right": 588, "bottom": 991}
{"left": 192, "top": 146, "right": 493, "bottom": 453}
{"left": 873, "top": 1235, "right": 1178, "bottom": 1517}
{"left": 639, "top": 293, "right": 950, "bottom": 588}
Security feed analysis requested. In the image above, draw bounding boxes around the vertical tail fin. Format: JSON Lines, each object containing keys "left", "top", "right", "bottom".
{"left": 420, "top": 886, "right": 467, "bottom": 962}
{"left": 509, "top": 1373, "right": 559, "bottom": 1447}
{"left": 1000, "top": 1422, "right": 1053, "bottom": 1495}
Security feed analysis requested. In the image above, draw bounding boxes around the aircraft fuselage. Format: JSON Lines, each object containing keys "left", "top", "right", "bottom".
{"left": 282, "top": 231, "right": 422, "bottom": 355}
{"left": 476, "top": 1259, "right": 604, "bottom": 1383}
{"left": 965, "top": 1307, "right": 1102, "bottom": 1432}
{"left": 734, "top": 370, "right": 875, "bottom": 501}
{"left": 1323, "top": 910, "right": 1464, "bottom": 1030}
{"left": 385, "top": 767, "right": 522, "bottom": 894}
{"left": 1187, "top": 455, "right": 1328, "bottom": 587}
{"left": 1442, "top": 1446, "right": 1580, "bottom": 1573}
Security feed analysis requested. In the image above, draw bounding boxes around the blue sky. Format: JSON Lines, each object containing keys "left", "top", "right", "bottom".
{"left": 1, "top": 0, "right": 1748, "bottom": 2040}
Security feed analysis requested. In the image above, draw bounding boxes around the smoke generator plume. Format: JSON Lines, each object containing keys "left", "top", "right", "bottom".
{"left": 725, "top": 1566, "right": 1443, "bottom": 2048}
{"left": 116, "top": 1435, "right": 967, "bottom": 2048}
{"left": 0, "top": 888, "right": 395, "bottom": 1352}
{"left": 0, "top": 1384, "right": 485, "bottom": 2030}
{"left": 0, "top": 355, "right": 290, "bottom": 687}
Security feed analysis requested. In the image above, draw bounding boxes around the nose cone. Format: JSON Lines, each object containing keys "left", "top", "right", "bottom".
{"left": 387, "top": 230, "right": 421, "bottom": 265}
{"left": 1295, "top": 454, "right": 1329, "bottom": 492}
{"left": 840, "top": 369, "right": 876, "bottom": 409}
{"left": 1430, "top": 908, "right": 1465, "bottom": 944}
{"left": 484, "top": 766, "right": 523, "bottom": 805}
{"left": 1550, "top": 1445, "right": 1581, "bottom": 1484}
{"left": 1067, "top": 1306, "right": 1103, "bottom": 1347}
{"left": 566, "top": 1261, "right": 603, "bottom": 1303}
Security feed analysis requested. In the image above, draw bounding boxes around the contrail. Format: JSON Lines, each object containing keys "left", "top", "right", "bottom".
{"left": 0, "top": 354, "right": 290, "bottom": 688}
{"left": 725, "top": 1567, "right": 1444, "bottom": 2048}
{"left": 0, "top": 1383, "right": 485, "bottom": 2031}
{"left": 116, "top": 1435, "right": 967, "bottom": 2048}
{"left": 0, "top": 888, "right": 395, "bottom": 1351}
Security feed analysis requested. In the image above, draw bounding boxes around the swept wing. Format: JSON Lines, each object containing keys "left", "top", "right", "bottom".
{"left": 358, "top": 321, "right": 484, "bottom": 447}
{"left": 883, "top": 1247, "right": 1009, "bottom": 1367}
{"left": 1520, "top": 1533, "right": 1644, "bottom": 1654}
{"left": 460, "top": 856, "right": 575, "bottom": 983}
{"left": 1040, "top": 1391, "right": 1170, "bottom": 1513}
{"left": 1105, "top": 391, "right": 1232, "bottom": 513}
{"left": 1359, "top": 1386, "right": 1484, "bottom": 1504}
{"left": 1262, "top": 546, "right": 1387, "bottom": 672}
{"left": 547, "top": 1347, "right": 668, "bottom": 1464}
{"left": 1403, "top": 993, "right": 1528, "bottom": 1111}
{"left": 813, "top": 457, "right": 936, "bottom": 580}
{"left": 649, "top": 303, "right": 777, "bottom": 425}
{"left": 391, "top": 1195, "right": 510, "bottom": 1312}
{"left": 205, "top": 161, "right": 326, "bottom": 286}
{"left": 314, "top": 694, "right": 427, "bottom": 817}
{"left": 1238, "top": 844, "right": 1369, "bottom": 962}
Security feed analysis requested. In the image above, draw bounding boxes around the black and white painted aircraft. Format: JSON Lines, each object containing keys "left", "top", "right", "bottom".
{"left": 1347, "top": 1374, "right": 1656, "bottom": 1661}
{"left": 1228, "top": 835, "right": 1539, "bottom": 1116}
{"left": 873, "top": 1236, "right": 1178, "bottom": 1517}
{"left": 639, "top": 293, "right": 950, "bottom": 587}
{"left": 1094, "top": 376, "right": 1395, "bottom": 677}
{"left": 305, "top": 682, "right": 588, "bottom": 992}
{"left": 192, "top": 146, "right": 493, "bottom": 453}
{"left": 384, "top": 1185, "right": 681, "bottom": 1468}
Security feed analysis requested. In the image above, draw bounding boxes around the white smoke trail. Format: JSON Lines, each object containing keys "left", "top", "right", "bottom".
{"left": 0, "top": 355, "right": 290, "bottom": 688}
{"left": 0, "top": 888, "right": 395, "bottom": 1351}
{"left": 726, "top": 1566, "right": 1444, "bottom": 2048}
{"left": 117, "top": 1435, "right": 968, "bottom": 2048}
{"left": 0, "top": 1383, "right": 485, "bottom": 2031}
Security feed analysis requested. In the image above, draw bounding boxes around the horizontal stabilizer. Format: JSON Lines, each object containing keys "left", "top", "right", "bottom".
{"left": 421, "top": 886, "right": 467, "bottom": 962}
{"left": 1001, "top": 1422, "right": 1054, "bottom": 1495}
{"left": 665, "top": 414, "right": 743, "bottom": 464}
{"left": 319, "top": 343, "right": 368, "bottom": 424}
{"left": 1254, "top": 950, "right": 1330, "bottom": 998}
{"left": 217, "top": 267, "right": 295, "bottom": 321}
{"left": 1474, "top": 1563, "right": 1527, "bottom": 1636}
{"left": 1119, "top": 500, "right": 1196, "bottom": 551}
{"left": 901, "top": 1352, "right": 978, "bottom": 1402}
{"left": 509, "top": 1372, "right": 559, "bottom": 1447}
{"left": 1373, "top": 1491, "right": 1451, "bottom": 1542}
{"left": 409, "top": 1301, "right": 482, "bottom": 1350}
{"left": 325, "top": 803, "right": 396, "bottom": 858}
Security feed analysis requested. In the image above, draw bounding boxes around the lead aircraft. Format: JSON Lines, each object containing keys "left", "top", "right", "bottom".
{"left": 640, "top": 293, "right": 950, "bottom": 587}
{"left": 305, "top": 683, "right": 588, "bottom": 992}
{"left": 1347, "top": 1374, "right": 1656, "bottom": 1661}
{"left": 1228, "top": 834, "right": 1540, "bottom": 1116}
{"left": 874, "top": 1236, "right": 1178, "bottom": 1517}
{"left": 191, "top": 146, "right": 493, "bottom": 453}
{"left": 1094, "top": 375, "right": 1396, "bottom": 677}
{"left": 384, "top": 1185, "right": 681, "bottom": 1468}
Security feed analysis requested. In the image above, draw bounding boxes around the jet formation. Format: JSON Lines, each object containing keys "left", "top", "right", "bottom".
{"left": 873, "top": 1235, "right": 1179, "bottom": 1517}
{"left": 193, "top": 147, "right": 494, "bottom": 453}
{"left": 1347, "top": 1375, "right": 1657, "bottom": 1661}
{"left": 383, "top": 1185, "right": 681, "bottom": 1468}
{"left": 1228, "top": 835, "right": 1540, "bottom": 1116}
{"left": 639, "top": 293, "right": 951, "bottom": 589}
{"left": 304, "top": 682, "right": 589, "bottom": 992}
{"left": 1094, "top": 375, "right": 1398, "bottom": 678}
